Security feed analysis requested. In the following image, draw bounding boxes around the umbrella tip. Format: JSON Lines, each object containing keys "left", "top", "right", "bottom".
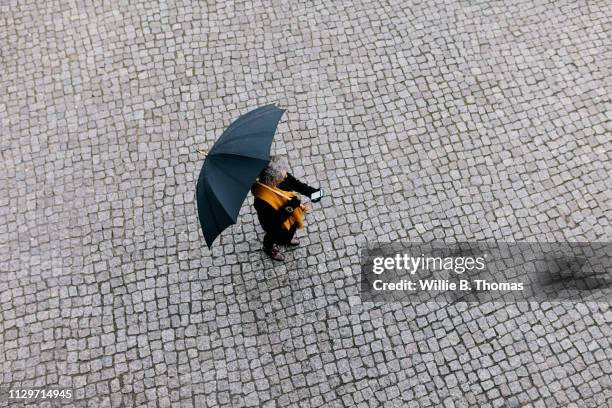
{"left": 196, "top": 148, "right": 209, "bottom": 156}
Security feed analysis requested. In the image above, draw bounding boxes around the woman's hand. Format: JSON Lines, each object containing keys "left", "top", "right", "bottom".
{"left": 302, "top": 203, "right": 312, "bottom": 213}
{"left": 287, "top": 196, "right": 301, "bottom": 208}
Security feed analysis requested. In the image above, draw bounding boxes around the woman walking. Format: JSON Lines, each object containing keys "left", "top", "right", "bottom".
{"left": 251, "top": 156, "right": 320, "bottom": 261}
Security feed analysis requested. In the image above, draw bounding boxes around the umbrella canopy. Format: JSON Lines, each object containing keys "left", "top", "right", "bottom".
{"left": 196, "top": 104, "right": 286, "bottom": 247}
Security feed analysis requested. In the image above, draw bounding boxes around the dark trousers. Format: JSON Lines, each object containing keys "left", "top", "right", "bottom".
{"left": 264, "top": 223, "right": 297, "bottom": 249}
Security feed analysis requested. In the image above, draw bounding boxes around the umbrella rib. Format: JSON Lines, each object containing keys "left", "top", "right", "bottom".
{"left": 221, "top": 104, "right": 276, "bottom": 136}
{"left": 202, "top": 184, "right": 221, "bottom": 234}
{"left": 209, "top": 132, "right": 276, "bottom": 160}
{"left": 212, "top": 109, "right": 283, "bottom": 152}
{"left": 210, "top": 152, "right": 269, "bottom": 162}
{"left": 200, "top": 165, "right": 236, "bottom": 224}
{"left": 208, "top": 155, "right": 266, "bottom": 190}
{"left": 221, "top": 105, "right": 276, "bottom": 136}
{"left": 197, "top": 178, "right": 220, "bottom": 246}
{"left": 210, "top": 142, "right": 272, "bottom": 161}
{"left": 203, "top": 168, "right": 241, "bottom": 223}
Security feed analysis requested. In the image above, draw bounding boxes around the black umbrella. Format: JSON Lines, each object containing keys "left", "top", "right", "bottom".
{"left": 196, "top": 104, "right": 286, "bottom": 247}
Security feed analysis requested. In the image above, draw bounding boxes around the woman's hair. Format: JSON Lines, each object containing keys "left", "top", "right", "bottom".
{"left": 259, "top": 155, "right": 289, "bottom": 186}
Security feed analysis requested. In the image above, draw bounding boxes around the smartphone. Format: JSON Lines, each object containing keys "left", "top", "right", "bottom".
{"left": 311, "top": 189, "right": 324, "bottom": 202}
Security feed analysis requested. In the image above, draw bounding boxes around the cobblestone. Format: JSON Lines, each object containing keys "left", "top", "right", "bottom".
{"left": 1, "top": 0, "right": 611, "bottom": 407}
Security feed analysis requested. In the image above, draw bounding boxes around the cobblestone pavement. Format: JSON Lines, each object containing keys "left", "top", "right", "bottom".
{"left": 1, "top": 0, "right": 611, "bottom": 406}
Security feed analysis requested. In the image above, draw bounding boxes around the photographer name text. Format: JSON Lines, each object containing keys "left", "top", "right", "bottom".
{"left": 370, "top": 254, "right": 524, "bottom": 292}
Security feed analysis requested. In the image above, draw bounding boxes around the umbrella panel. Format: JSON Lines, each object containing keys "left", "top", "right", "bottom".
{"left": 205, "top": 154, "right": 269, "bottom": 220}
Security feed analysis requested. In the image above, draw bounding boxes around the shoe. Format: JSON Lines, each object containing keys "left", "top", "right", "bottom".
{"left": 265, "top": 245, "right": 285, "bottom": 261}
{"left": 285, "top": 237, "right": 299, "bottom": 247}
{"left": 280, "top": 238, "right": 299, "bottom": 247}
